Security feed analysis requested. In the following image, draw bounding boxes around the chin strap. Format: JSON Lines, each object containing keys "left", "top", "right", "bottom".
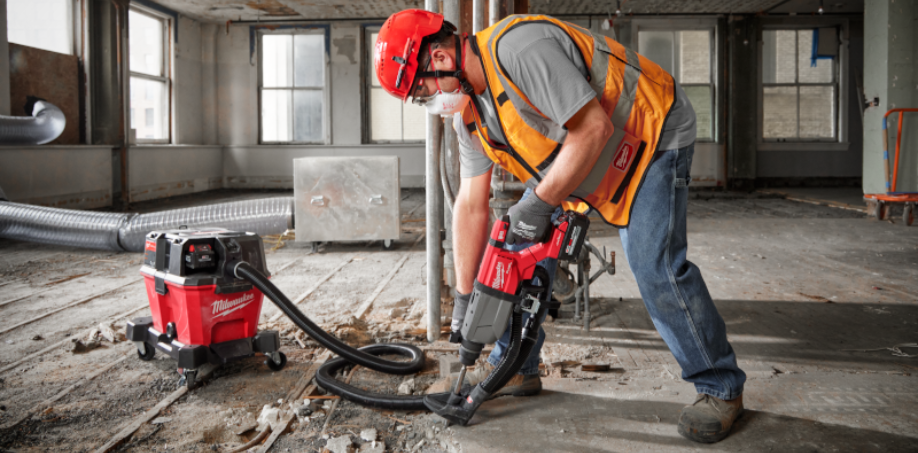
{"left": 417, "top": 33, "right": 472, "bottom": 93}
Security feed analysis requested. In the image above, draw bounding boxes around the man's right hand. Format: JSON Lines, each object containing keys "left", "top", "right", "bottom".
{"left": 505, "top": 191, "right": 557, "bottom": 245}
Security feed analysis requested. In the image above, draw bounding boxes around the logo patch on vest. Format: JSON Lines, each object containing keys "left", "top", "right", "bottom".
{"left": 613, "top": 142, "right": 634, "bottom": 171}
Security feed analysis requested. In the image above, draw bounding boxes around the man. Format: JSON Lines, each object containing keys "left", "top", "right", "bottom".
{"left": 375, "top": 10, "right": 746, "bottom": 443}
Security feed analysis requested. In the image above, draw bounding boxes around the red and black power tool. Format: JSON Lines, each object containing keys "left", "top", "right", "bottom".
{"left": 454, "top": 210, "right": 590, "bottom": 367}
{"left": 425, "top": 210, "right": 590, "bottom": 425}
{"left": 126, "top": 228, "right": 285, "bottom": 388}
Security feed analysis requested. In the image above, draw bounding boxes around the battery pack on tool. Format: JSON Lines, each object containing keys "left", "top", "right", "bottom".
{"left": 126, "top": 228, "right": 284, "bottom": 384}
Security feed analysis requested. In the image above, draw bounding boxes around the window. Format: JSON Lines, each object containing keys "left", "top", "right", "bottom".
{"left": 260, "top": 31, "right": 327, "bottom": 143}
{"left": 129, "top": 8, "right": 170, "bottom": 142}
{"left": 366, "top": 28, "right": 427, "bottom": 143}
{"left": 761, "top": 29, "right": 837, "bottom": 141}
{"left": 7, "top": 0, "right": 73, "bottom": 54}
{"left": 638, "top": 29, "right": 715, "bottom": 141}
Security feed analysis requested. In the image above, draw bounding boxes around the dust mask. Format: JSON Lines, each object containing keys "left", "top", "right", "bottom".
{"left": 424, "top": 90, "right": 470, "bottom": 117}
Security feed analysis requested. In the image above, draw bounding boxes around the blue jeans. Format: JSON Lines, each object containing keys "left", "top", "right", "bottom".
{"left": 490, "top": 144, "right": 746, "bottom": 400}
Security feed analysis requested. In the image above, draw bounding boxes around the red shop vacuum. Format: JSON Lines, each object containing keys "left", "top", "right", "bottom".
{"left": 126, "top": 228, "right": 285, "bottom": 388}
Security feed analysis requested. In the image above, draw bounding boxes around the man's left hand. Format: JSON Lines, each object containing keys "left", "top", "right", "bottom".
{"left": 505, "top": 192, "right": 557, "bottom": 245}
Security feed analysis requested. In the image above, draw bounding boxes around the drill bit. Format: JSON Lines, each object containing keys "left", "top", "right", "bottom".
{"left": 453, "top": 366, "right": 467, "bottom": 395}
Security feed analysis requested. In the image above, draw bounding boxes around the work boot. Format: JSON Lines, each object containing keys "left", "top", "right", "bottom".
{"left": 425, "top": 362, "right": 542, "bottom": 398}
{"left": 677, "top": 394, "right": 744, "bottom": 443}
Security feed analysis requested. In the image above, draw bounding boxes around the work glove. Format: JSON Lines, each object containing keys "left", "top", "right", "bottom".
{"left": 505, "top": 192, "right": 557, "bottom": 245}
{"left": 449, "top": 291, "right": 472, "bottom": 343}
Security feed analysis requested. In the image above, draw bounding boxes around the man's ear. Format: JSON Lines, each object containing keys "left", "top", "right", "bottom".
{"left": 431, "top": 47, "right": 454, "bottom": 69}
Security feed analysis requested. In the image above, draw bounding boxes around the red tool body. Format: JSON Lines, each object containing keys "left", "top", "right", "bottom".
{"left": 457, "top": 211, "right": 589, "bottom": 366}
{"left": 475, "top": 217, "right": 571, "bottom": 296}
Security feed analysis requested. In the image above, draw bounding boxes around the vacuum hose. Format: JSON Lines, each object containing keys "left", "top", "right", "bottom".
{"left": 233, "top": 260, "right": 534, "bottom": 417}
{"left": 233, "top": 261, "right": 436, "bottom": 410}
{"left": 235, "top": 262, "right": 423, "bottom": 375}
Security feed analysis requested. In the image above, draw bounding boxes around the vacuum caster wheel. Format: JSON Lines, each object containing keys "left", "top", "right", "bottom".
{"left": 178, "top": 369, "right": 198, "bottom": 390}
{"left": 137, "top": 343, "right": 155, "bottom": 361}
{"left": 266, "top": 351, "right": 287, "bottom": 371}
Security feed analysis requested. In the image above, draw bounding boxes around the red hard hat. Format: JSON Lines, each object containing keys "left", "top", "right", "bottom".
{"left": 375, "top": 9, "right": 444, "bottom": 102}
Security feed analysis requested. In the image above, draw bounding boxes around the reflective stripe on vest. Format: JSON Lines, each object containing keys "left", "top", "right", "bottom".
{"left": 469, "top": 15, "right": 675, "bottom": 227}
{"left": 547, "top": 37, "right": 642, "bottom": 197}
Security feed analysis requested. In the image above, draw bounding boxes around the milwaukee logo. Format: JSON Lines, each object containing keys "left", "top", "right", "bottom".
{"left": 491, "top": 260, "right": 512, "bottom": 291}
{"left": 613, "top": 142, "right": 634, "bottom": 171}
{"left": 492, "top": 262, "right": 505, "bottom": 290}
{"left": 212, "top": 293, "right": 254, "bottom": 318}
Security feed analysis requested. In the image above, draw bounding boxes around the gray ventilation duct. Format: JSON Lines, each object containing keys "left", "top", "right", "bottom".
{"left": 0, "top": 196, "right": 294, "bottom": 252}
{"left": 0, "top": 99, "right": 67, "bottom": 145}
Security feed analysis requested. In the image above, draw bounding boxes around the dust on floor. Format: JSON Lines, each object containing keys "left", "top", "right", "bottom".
{"left": 1, "top": 189, "right": 917, "bottom": 452}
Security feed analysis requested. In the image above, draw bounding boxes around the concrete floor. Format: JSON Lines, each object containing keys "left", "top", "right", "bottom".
{"left": 0, "top": 189, "right": 916, "bottom": 452}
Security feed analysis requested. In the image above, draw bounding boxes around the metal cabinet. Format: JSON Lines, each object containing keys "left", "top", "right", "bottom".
{"left": 293, "top": 156, "right": 400, "bottom": 244}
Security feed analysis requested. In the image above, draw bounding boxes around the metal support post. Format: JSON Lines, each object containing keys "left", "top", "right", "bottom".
{"left": 489, "top": 0, "right": 500, "bottom": 26}
{"left": 441, "top": 0, "right": 460, "bottom": 291}
{"left": 473, "top": 0, "right": 484, "bottom": 34}
{"left": 425, "top": 0, "right": 443, "bottom": 344}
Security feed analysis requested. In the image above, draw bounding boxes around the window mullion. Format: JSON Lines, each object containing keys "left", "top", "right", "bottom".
{"left": 288, "top": 88, "right": 295, "bottom": 142}
{"left": 796, "top": 86, "right": 801, "bottom": 139}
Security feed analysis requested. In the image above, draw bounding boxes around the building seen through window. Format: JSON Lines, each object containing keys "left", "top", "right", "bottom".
{"left": 129, "top": 9, "right": 169, "bottom": 142}
{"left": 638, "top": 29, "right": 715, "bottom": 141}
{"left": 260, "top": 32, "right": 326, "bottom": 143}
{"left": 762, "top": 29, "right": 837, "bottom": 141}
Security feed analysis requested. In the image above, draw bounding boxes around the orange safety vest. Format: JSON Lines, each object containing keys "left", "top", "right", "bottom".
{"left": 461, "top": 15, "right": 676, "bottom": 227}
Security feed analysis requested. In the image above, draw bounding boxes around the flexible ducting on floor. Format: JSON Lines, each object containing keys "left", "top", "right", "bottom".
{"left": 0, "top": 197, "right": 294, "bottom": 252}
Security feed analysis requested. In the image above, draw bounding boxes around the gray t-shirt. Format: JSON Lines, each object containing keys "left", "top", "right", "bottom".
{"left": 459, "top": 22, "right": 696, "bottom": 178}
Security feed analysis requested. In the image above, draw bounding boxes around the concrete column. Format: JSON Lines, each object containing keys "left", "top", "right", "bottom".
{"left": 863, "top": 0, "right": 918, "bottom": 194}
{"left": 0, "top": 0, "right": 11, "bottom": 116}
{"left": 726, "top": 15, "right": 757, "bottom": 190}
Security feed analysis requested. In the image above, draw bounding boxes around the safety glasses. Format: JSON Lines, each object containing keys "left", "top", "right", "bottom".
{"left": 409, "top": 50, "right": 436, "bottom": 105}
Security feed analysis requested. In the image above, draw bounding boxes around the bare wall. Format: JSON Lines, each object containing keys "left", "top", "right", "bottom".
{"left": 172, "top": 15, "right": 204, "bottom": 144}
{"left": 0, "top": 146, "right": 113, "bottom": 208}
{"left": 128, "top": 145, "right": 223, "bottom": 202}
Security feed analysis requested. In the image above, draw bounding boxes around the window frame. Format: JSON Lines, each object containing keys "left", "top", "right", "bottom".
{"left": 257, "top": 26, "right": 331, "bottom": 145}
{"left": 128, "top": 4, "right": 172, "bottom": 144}
{"left": 362, "top": 24, "right": 426, "bottom": 145}
{"left": 757, "top": 17, "right": 849, "bottom": 151}
{"left": 632, "top": 17, "right": 721, "bottom": 144}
